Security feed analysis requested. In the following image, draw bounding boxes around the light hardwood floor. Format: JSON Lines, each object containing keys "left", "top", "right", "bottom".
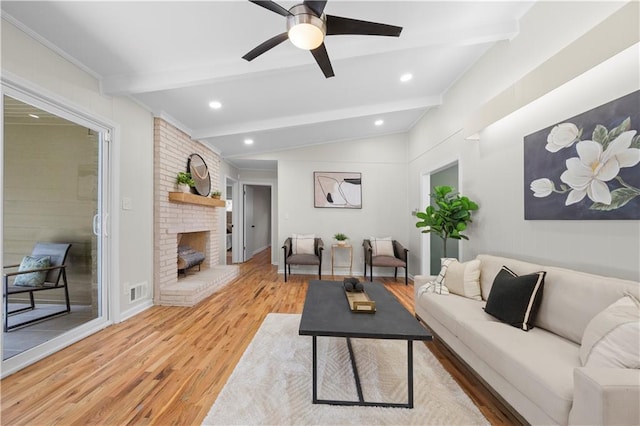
{"left": 1, "top": 248, "right": 520, "bottom": 425}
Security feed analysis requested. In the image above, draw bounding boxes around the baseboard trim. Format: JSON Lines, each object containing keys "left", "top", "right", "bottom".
{"left": 120, "top": 299, "right": 154, "bottom": 322}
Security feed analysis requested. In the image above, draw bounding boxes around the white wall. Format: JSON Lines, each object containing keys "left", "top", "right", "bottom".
{"left": 2, "top": 20, "right": 155, "bottom": 318}
{"left": 408, "top": 1, "right": 640, "bottom": 281}
{"left": 275, "top": 133, "right": 410, "bottom": 276}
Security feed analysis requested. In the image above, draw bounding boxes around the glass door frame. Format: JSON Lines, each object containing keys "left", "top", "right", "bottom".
{"left": 1, "top": 78, "right": 118, "bottom": 377}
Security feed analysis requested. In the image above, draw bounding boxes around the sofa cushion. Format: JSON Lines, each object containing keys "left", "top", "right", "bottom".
{"left": 580, "top": 295, "right": 640, "bottom": 368}
{"left": 484, "top": 266, "right": 546, "bottom": 331}
{"left": 477, "top": 255, "right": 640, "bottom": 344}
{"left": 286, "top": 253, "right": 320, "bottom": 265}
{"left": 417, "top": 292, "right": 495, "bottom": 338}
{"left": 458, "top": 320, "right": 578, "bottom": 425}
{"left": 371, "top": 255, "right": 405, "bottom": 267}
{"left": 442, "top": 258, "right": 482, "bottom": 300}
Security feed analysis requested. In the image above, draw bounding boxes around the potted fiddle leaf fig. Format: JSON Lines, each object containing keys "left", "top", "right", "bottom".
{"left": 176, "top": 172, "right": 195, "bottom": 193}
{"left": 415, "top": 185, "right": 479, "bottom": 257}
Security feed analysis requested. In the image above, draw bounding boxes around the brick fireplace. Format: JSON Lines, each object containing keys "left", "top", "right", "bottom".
{"left": 154, "top": 118, "right": 238, "bottom": 306}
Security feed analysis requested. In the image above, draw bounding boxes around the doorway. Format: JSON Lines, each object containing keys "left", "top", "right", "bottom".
{"left": 429, "top": 163, "right": 459, "bottom": 274}
{"left": 242, "top": 184, "right": 272, "bottom": 262}
{"left": 2, "top": 90, "right": 111, "bottom": 371}
{"left": 225, "top": 178, "right": 236, "bottom": 265}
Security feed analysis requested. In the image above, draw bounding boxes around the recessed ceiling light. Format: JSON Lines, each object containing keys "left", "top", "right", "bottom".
{"left": 374, "top": 119, "right": 384, "bottom": 126}
{"left": 244, "top": 139, "right": 254, "bottom": 145}
{"left": 209, "top": 101, "right": 222, "bottom": 109}
{"left": 400, "top": 73, "right": 413, "bottom": 83}
{"left": 28, "top": 113, "right": 40, "bottom": 119}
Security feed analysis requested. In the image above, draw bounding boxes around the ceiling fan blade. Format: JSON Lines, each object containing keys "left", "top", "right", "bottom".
{"left": 249, "top": 0, "right": 291, "bottom": 17}
{"left": 242, "top": 32, "right": 289, "bottom": 61}
{"left": 326, "top": 15, "right": 402, "bottom": 37}
{"left": 303, "top": 1, "right": 327, "bottom": 17}
{"left": 310, "top": 43, "right": 334, "bottom": 78}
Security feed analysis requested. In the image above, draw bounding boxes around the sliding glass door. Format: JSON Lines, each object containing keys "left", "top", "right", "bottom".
{"left": 2, "top": 88, "right": 111, "bottom": 373}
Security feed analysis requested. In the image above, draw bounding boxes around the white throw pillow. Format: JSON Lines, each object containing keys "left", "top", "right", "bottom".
{"left": 580, "top": 295, "right": 640, "bottom": 368}
{"left": 431, "top": 258, "right": 454, "bottom": 295}
{"left": 442, "top": 258, "right": 482, "bottom": 301}
{"left": 370, "top": 237, "right": 394, "bottom": 257}
{"left": 291, "top": 234, "right": 315, "bottom": 255}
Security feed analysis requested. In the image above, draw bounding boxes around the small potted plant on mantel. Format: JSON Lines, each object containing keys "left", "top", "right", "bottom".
{"left": 210, "top": 190, "right": 222, "bottom": 199}
{"left": 334, "top": 233, "right": 349, "bottom": 246}
{"left": 176, "top": 172, "right": 195, "bottom": 193}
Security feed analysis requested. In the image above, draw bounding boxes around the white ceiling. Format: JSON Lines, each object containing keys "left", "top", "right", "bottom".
{"left": 1, "top": 1, "right": 534, "bottom": 170}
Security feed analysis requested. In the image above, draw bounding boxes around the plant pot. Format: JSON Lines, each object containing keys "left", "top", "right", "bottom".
{"left": 337, "top": 241, "right": 346, "bottom": 246}
{"left": 178, "top": 183, "right": 190, "bottom": 193}
{"left": 212, "top": 195, "right": 221, "bottom": 199}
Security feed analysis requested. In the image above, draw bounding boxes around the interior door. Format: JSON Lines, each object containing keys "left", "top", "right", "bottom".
{"left": 243, "top": 185, "right": 255, "bottom": 261}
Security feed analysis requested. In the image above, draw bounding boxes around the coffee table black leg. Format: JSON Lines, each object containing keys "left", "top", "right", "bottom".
{"left": 311, "top": 337, "right": 416, "bottom": 408}
{"left": 408, "top": 339, "right": 414, "bottom": 408}
{"left": 312, "top": 335, "right": 318, "bottom": 403}
{"left": 346, "top": 337, "right": 365, "bottom": 403}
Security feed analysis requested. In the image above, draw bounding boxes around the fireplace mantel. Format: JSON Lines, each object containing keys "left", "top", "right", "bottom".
{"left": 168, "top": 192, "right": 225, "bottom": 207}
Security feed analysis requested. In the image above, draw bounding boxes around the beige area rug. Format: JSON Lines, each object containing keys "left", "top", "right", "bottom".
{"left": 203, "top": 313, "right": 488, "bottom": 425}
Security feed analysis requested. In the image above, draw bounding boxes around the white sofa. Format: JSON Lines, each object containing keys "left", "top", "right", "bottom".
{"left": 414, "top": 254, "right": 640, "bottom": 425}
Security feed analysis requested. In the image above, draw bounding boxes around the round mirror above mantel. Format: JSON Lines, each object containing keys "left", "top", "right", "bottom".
{"left": 187, "top": 153, "right": 211, "bottom": 196}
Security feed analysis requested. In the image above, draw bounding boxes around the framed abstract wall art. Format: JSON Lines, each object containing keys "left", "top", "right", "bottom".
{"left": 524, "top": 90, "right": 639, "bottom": 220}
{"left": 314, "top": 172, "right": 362, "bottom": 209}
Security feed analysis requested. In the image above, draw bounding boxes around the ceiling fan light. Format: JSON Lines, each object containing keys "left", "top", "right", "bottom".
{"left": 289, "top": 23, "right": 324, "bottom": 50}
{"left": 286, "top": 5, "right": 326, "bottom": 51}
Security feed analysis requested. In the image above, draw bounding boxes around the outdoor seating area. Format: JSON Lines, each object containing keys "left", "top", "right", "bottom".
{"left": 3, "top": 243, "right": 72, "bottom": 332}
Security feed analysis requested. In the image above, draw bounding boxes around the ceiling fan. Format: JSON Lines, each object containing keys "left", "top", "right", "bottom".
{"left": 242, "top": 0, "right": 403, "bottom": 78}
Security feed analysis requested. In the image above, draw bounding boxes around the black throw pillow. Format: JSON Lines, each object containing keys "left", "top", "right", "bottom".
{"left": 484, "top": 266, "right": 546, "bottom": 331}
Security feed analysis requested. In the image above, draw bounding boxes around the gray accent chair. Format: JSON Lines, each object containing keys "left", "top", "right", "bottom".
{"left": 282, "top": 237, "right": 324, "bottom": 282}
{"left": 3, "top": 242, "right": 72, "bottom": 332}
{"left": 363, "top": 239, "right": 409, "bottom": 285}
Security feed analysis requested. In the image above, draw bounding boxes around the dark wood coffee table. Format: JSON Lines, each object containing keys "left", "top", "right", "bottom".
{"left": 299, "top": 280, "right": 432, "bottom": 408}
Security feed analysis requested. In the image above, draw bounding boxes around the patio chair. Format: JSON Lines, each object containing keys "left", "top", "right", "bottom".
{"left": 3, "top": 242, "right": 72, "bottom": 332}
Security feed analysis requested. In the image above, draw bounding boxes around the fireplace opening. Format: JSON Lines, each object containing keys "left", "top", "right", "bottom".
{"left": 177, "top": 231, "right": 209, "bottom": 276}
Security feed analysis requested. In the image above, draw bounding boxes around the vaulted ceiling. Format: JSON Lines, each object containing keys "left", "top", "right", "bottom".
{"left": 2, "top": 1, "right": 534, "bottom": 169}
